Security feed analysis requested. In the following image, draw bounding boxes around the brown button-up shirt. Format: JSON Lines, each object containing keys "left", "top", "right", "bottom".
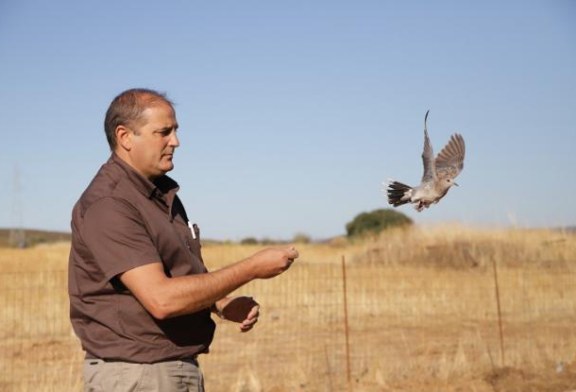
{"left": 68, "top": 154, "right": 215, "bottom": 363}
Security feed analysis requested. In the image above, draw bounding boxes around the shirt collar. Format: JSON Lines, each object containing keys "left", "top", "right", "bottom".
{"left": 110, "top": 153, "right": 180, "bottom": 201}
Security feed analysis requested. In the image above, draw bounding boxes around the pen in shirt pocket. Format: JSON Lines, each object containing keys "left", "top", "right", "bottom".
{"left": 187, "top": 221, "right": 199, "bottom": 240}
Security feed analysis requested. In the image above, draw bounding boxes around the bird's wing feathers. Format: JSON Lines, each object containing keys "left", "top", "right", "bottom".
{"left": 421, "top": 111, "right": 436, "bottom": 183}
{"left": 435, "top": 133, "right": 465, "bottom": 180}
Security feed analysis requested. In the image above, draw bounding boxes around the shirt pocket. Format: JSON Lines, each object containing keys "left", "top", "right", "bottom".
{"left": 185, "top": 222, "right": 207, "bottom": 271}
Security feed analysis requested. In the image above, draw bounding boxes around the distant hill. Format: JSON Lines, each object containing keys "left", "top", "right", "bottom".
{"left": 0, "top": 228, "right": 71, "bottom": 248}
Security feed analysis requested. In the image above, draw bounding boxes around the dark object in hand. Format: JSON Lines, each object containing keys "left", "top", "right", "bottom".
{"left": 220, "top": 297, "right": 258, "bottom": 323}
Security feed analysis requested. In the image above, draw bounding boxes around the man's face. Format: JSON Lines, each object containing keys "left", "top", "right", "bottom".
{"left": 128, "top": 101, "right": 180, "bottom": 180}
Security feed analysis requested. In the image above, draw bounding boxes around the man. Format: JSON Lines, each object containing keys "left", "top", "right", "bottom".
{"left": 68, "top": 88, "right": 299, "bottom": 391}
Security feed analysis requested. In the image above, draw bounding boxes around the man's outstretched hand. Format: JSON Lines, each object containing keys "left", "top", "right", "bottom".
{"left": 247, "top": 246, "right": 299, "bottom": 279}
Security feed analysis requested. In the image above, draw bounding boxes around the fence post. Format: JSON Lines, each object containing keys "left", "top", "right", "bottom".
{"left": 492, "top": 256, "right": 505, "bottom": 367}
{"left": 341, "top": 255, "right": 352, "bottom": 391}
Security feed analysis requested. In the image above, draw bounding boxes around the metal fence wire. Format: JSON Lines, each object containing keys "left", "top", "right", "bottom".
{"left": 2, "top": 256, "right": 576, "bottom": 391}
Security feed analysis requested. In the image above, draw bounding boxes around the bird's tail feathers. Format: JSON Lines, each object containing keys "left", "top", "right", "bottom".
{"left": 387, "top": 181, "right": 413, "bottom": 207}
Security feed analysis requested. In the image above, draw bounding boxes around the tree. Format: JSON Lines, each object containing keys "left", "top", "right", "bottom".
{"left": 240, "top": 237, "right": 258, "bottom": 245}
{"left": 346, "top": 208, "right": 412, "bottom": 238}
{"left": 292, "top": 232, "right": 311, "bottom": 244}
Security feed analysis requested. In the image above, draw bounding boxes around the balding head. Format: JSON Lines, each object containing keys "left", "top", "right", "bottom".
{"left": 104, "top": 88, "right": 174, "bottom": 151}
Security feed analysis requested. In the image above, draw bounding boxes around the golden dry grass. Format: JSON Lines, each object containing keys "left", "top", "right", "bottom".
{"left": 1, "top": 225, "right": 576, "bottom": 391}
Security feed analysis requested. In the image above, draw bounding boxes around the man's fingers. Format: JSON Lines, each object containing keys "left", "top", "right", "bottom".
{"left": 246, "top": 305, "right": 260, "bottom": 320}
{"left": 240, "top": 307, "right": 259, "bottom": 332}
{"left": 287, "top": 246, "right": 299, "bottom": 260}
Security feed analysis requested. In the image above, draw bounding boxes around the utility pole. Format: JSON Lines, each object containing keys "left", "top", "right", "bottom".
{"left": 9, "top": 164, "right": 26, "bottom": 248}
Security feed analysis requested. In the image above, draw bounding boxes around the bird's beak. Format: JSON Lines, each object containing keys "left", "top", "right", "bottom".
{"left": 453, "top": 182, "right": 459, "bottom": 187}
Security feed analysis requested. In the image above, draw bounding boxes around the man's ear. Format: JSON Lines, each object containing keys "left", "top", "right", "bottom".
{"left": 116, "top": 125, "right": 132, "bottom": 151}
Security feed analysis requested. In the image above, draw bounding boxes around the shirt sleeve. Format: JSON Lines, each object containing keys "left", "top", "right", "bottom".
{"left": 81, "top": 196, "right": 161, "bottom": 282}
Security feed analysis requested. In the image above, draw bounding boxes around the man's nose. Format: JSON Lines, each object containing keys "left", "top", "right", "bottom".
{"left": 170, "top": 131, "right": 180, "bottom": 147}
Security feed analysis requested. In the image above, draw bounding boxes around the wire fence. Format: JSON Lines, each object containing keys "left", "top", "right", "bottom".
{"left": 2, "top": 256, "right": 576, "bottom": 391}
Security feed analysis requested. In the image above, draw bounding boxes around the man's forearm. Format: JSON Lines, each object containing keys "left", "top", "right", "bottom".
{"left": 120, "top": 246, "right": 297, "bottom": 320}
{"left": 160, "top": 259, "right": 256, "bottom": 318}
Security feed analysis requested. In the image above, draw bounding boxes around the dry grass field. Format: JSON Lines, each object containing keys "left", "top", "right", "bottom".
{"left": 1, "top": 224, "right": 576, "bottom": 391}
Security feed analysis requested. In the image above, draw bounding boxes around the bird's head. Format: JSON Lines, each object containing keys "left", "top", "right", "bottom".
{"left": 439, "top": 177, "right": 458, "bottom": 193}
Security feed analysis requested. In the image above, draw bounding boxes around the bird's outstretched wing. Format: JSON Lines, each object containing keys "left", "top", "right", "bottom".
{"left": 421, "top": 110, "right": 436, "bottom": 183}
{"left": 435, "top": 133, "right": 465, "bottom": 180}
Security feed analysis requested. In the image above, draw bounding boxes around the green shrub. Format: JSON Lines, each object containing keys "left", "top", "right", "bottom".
{"left": 346, "top": 208, "right": 412, "bottom": 238}
{"left": 292, "top": 232, "right": 311, "bottom": 244}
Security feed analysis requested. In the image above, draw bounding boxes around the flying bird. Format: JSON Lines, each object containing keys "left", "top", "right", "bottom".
{"left": 387, "top": 110, "right": 465, "bottom": 211}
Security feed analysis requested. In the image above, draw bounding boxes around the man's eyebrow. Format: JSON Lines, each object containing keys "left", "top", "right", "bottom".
{"left": 154, "top": 124, "right": 179, "bottom": 132}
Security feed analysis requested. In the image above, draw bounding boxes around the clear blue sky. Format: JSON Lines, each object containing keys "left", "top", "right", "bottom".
{"left": 1, "top": 0, "right": 575, "bottom": 240}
